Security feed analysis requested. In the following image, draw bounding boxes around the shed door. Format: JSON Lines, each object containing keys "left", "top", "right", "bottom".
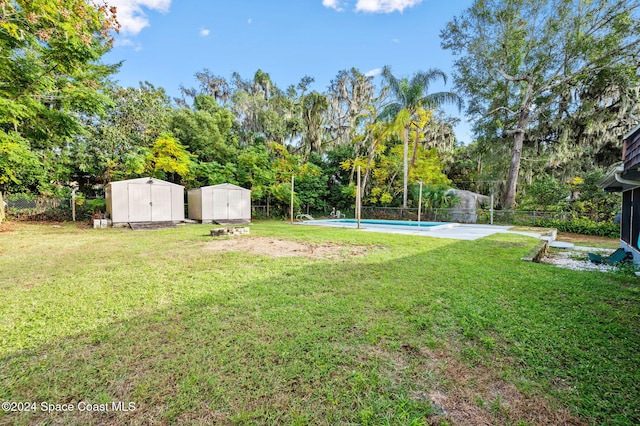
{"left": 151, "top": 185, "right": 172, "bottom": 221}
{"left": 212, "top": 188, "right": 228, "bottom": 220}
{"left": 128, "top": 183, "right": 152, "bottom": 222}
{"left": 227, "top": 190, "right": 242, "bottom": 219}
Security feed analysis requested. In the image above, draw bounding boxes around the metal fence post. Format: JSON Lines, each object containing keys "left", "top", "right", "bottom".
{"left": 71, "top": 189, "right": 77, "bottom": 222}
{"left": 490, "top": 194, "right": 494, "bottom": 225}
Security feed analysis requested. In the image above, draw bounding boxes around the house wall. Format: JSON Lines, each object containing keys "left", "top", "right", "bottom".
{"left": 620, "top": 240, "right": 640, "bottom": 265}
{"left": 632, "top": 187, "right": 640, "bottom": 250}
{"left": 602, "top": 126, "right": 640, "bottom": 266}
{"left": 622, "top": 190, "right": 632, "bottom": 245}
{"left": 620, "top": 187, "right": 640, "bottom": 265}
{"left": 624, "top": 128, "right": 640, "bottom": 171}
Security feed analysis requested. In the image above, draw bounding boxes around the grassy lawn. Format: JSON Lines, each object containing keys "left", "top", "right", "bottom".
{"left": 510, "top": 226, "right": 620, "bottom": 250}
{"left": 0, "top": 221, "right": 638, "bottom": 425}
{"left": 554, "top": 233, "right": 621, "bottom": 250}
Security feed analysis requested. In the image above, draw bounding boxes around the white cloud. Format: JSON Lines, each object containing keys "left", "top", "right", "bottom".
{"left": 113, "top": 38, "right": 134, "bottom": 47}
{"left": 107, "top": 0, "right": 171, "bottom": 35}
{"left": 365, "top": 68, "right": 382, "bottom": 77}
{"left": 113, "top": 37, "right": 143, "bottom": 51}
{"left": 247, "top": 18, "right": 252, "bottom": 24}
{"left": 392, "top": 37, "right": 400, "bottom": 43}
{"left": 322, "top": 0, "right": 344, "bottom": 12}
{"left": 199, "top": 28, "right": 210, "bottom": 37}
{"left": 356, "top": 0, "right": 422, "bottom": 13}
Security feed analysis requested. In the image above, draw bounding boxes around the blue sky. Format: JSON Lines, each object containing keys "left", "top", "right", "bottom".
{"left": 104, "top": 0, "right": 473, "bottom": 142}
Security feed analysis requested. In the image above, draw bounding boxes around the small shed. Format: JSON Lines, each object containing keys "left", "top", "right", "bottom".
{"left": 106, "top": 177, "right": 185, "bottom": 225}
{"left": 188, "top": 183, "right": 251, "bottom": 223}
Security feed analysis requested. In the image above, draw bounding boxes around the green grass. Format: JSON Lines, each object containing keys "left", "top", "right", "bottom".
{"left": 0, "top": 221, "right": 638, "bottom": 425}
{"left": 510, "top": 226, "right": 620, "bottom": 249}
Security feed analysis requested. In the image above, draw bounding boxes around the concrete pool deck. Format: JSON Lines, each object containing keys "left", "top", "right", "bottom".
{"left": 297, "top": 220, "right": 545, "bottom": 241}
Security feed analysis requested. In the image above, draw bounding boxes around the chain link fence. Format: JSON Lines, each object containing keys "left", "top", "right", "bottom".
{"left": 5, "top": 195, "right": 613, "bottom": 228}
{"left": 4, "top": 194, "right": 106, "bottom": 222}
{"left": 361, "top": 206, "right": 599, "bottom": 225}
{"left": 254, "top": 204, "right": 610, "bottom": 226}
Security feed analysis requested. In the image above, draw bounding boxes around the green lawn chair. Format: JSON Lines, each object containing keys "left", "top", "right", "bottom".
{"left": 588, "top": 248, "right": 630, "bottom": 265}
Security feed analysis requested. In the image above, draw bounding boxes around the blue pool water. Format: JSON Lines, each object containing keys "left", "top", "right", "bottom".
{"left": 311, "top": 219, "right": 447, "bottom": 227}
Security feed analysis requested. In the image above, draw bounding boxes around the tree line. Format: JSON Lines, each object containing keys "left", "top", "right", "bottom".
{"left": 2, "top": 0, "right": 639, "bottom": 218}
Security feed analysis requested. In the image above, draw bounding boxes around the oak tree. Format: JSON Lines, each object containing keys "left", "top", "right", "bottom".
{"left": 442, "top": 0, "right": 640, "bottom": 208}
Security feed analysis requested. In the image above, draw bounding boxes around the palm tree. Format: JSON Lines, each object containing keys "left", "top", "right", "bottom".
{"left": 380, "top": 66, "right": 462, "bottom": 208}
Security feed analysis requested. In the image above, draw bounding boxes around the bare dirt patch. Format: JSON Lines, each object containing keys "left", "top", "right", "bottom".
{"left": 419, "top": 348, "right": 586, "bottom": 426}
{"left": 0, "top": 222, "right": 15, "bottom": 233}
{"left": 367, "top": 343, "right": 584, "bottom": 425}
{"left": 205, "top": 236, "right": 373, "bottom": 259}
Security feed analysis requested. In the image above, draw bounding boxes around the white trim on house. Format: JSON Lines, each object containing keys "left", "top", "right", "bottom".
{"left": 620, "top": 240, "right": 640, "bottom": 264}
{"left": 623, "top": 124, "right": 640, "bottom": 140}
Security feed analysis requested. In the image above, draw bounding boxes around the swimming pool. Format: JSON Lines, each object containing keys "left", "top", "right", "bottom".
{"left": 312, "top": 219, "right": 448, "bottom": 227}
{"left": 300, "top": 218, "right": 458, "bottom": 232}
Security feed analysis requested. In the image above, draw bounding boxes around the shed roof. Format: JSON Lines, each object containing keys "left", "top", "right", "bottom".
{"left": 107, "top": 177, "right": 184, "bottom": 188}
{"left": 194, "top": 183, "right": 250, "bottom": 191}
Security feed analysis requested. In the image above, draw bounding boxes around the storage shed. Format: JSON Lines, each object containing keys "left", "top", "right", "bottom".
{"left": 188, "top": 183, "right": 251, "bottom": 223}
{"left": 106, "top": 177, "right": 185, "bottom": 225}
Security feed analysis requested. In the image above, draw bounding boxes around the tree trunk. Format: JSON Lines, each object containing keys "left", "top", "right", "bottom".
{"left": 0, "top": 191, "right": 4, "bottom": 224}
{"left": 403, "top": 126, "right": 409, "bottom": 208}
{"left": 266, "top": 193, "right": 270, "bottom": 217}
{"left": 503, "top": 129, "right": 525, "bottom": 209}
{"left": 362, "top": 137, "right": 377, "bottom": 199}
{"left": 410, "top": 125, "right": 420, "bottom": 167}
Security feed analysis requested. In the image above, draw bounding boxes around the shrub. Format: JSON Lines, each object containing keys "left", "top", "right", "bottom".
{"left": 534, "top": 217, "right": 619, "bottom": 238}
{"left": 518, "top": 176, "right": 570, "bottom": 211}
{"left": 80, "top": 198, "right": 106, "bottom": 221}
{"left": 8, "top": 207, "right": 71, "bottom": 222}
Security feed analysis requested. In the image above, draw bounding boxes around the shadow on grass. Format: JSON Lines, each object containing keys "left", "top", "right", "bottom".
{"left": 0, "top": 226, "right": 638, "bottom": 425}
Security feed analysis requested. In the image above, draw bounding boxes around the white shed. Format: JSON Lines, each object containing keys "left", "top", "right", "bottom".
{"left": 106, "top": 177, "right": 185, "bottom": 224}
{"left": 188, "top": 183, "right": 251, "bottom": 223}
